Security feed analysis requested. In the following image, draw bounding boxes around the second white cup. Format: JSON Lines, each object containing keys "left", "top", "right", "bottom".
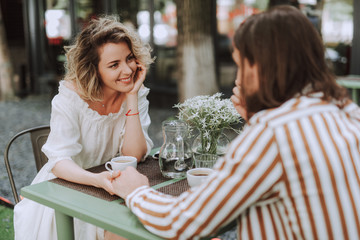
{"left": 105, "top": 156, "right": 137, "bottom": 172}
{"left": 186, "top": 168, "right": 215, "bottom": 187}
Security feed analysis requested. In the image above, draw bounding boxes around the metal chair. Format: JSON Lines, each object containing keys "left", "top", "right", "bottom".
{"left": 4, "top": 125, "right": 50, "bottom": 204}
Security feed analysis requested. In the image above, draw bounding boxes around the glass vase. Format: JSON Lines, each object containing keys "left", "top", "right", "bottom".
{"left": 191, "top": 129, "right": 230, "bottom": 157}
{"left": 193, "top": 153, "right": 219, "bottom": 168}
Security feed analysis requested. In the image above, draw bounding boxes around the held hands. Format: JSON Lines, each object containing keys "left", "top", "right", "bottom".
{"left": 111, "top": 166, "right": 149, "bottom": 199}
{"left": 230, "top": 78, "right": 248, "bottom": 121}
{"left": 95, "top": 170, "right": 121, "bottom": 195}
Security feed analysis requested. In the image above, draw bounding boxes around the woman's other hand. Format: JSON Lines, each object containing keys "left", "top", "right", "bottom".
{"left": 128, "top": 61, "right": 146, "bottom": 96}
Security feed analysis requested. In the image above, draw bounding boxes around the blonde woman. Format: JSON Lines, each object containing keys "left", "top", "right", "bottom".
{"left": 14, "top": 16, "right": 154, "bottom": 240}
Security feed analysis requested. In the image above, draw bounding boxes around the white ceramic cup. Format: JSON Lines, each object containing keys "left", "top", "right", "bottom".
{"left": 186, "top": 168, "right": 215, "bottom": 187}
{"left": 105, "top": 156, "right": 137, "bottom": 172}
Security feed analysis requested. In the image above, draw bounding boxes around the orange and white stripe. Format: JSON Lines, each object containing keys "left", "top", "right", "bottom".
{"left": 126, "top": 95, "right": 360, "bottom": 240}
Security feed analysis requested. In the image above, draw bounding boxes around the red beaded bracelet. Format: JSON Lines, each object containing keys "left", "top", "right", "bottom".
{"left": 125, "top": 109, "right": 139, "bottom": 116}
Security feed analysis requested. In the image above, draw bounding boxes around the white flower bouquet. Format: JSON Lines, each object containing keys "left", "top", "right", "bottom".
{"left": 174, "top": 93, "right": 243, "bottom": 154}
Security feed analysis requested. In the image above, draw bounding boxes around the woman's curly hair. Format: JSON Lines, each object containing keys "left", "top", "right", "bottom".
{"left": 64, "top": 15, "right": 154, "bottom": 101}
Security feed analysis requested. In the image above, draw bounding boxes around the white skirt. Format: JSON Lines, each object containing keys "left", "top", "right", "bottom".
{"left": 13, "top": 164, "right": 104, "bottom": 240}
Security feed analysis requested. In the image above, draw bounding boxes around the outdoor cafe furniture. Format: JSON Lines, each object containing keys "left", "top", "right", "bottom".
{"left": 21, "top": 149, "right": 234, "bottom": 240}
{"left": 337, "top": 75, "right": 360, "bottom": 104}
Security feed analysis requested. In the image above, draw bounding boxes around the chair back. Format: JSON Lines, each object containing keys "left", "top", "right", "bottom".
{"left": 4, "top": 125, "right": 50, "bottom": 204}
{"left": 30, "top": 127, "right": 50, "bottom": 171}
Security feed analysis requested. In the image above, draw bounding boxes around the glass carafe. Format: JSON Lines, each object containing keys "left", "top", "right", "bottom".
{"left": 159, "top": 120, "right": 193, "bottom": 178}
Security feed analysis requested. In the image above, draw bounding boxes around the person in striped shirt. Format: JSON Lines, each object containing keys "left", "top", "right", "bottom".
{"left": 111, "top": 6, "right": 360, "bottom": 240}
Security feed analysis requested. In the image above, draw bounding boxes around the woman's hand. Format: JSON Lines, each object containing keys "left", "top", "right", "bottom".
{"left": 111, "top": 167, "right": 149, "bottom": 199}
{"left": 231, "top": 79, "right": 248, "bottom": 121}
{"left": 52, "top": 160, "right": 124, "bottom": 195}
{"left": 94, "top": 170, "right": 121, "bottom": 195}
{"left": 128, "top": 61, "right": 146, "bottom": 96}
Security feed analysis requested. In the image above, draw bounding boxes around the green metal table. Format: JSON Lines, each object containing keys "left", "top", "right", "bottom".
{"left": 21, "top": 180, "right": 167, "bottom": 240}
{"left": 20, "top": 149, "right": 235, "bottom": 239}
{"left": 337, "top": 75, "right": 360, "bottom": 104}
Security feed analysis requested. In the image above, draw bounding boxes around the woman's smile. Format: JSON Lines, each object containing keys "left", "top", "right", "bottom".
{"left": 117, "top": 76, "right": 132, "bottom": 83}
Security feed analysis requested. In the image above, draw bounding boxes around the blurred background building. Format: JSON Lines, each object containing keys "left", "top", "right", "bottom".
{"left": 0, "top": 0, "right": 359, "bottom": 106}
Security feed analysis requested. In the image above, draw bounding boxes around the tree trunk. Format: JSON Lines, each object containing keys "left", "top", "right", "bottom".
{"left": 175, "top": 0, "right": 218, "bottom": 102}
{"left": 350, "top": 0, "right": 360, "bottom": 74}
{"left": 0, "top": 3, "right": 15, "bottom": 101}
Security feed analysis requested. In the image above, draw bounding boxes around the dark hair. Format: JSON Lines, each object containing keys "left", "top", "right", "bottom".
{"left": 234, "top": 6, "right": 348, "bottom": 113}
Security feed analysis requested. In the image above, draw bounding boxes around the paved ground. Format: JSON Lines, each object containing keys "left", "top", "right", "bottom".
{"left": 0, "top": 93, "right": 238, "bottom": 239}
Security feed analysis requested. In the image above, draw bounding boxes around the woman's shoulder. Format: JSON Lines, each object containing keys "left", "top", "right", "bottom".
{"left": 59, "top": 80, "right": 82, "bottom": 97}
{"left": 52, "top": 80, "right": 87, "bottom": 109}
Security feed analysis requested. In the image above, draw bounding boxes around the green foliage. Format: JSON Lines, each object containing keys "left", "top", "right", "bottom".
{"left": 174, "top": 93, "right": 243, "bottom": 134}
{"left": 174, "top": 93, "right": 243, "bottom": 154}
{"left": 0, "top": 205, "right": 14, "bottom": 240}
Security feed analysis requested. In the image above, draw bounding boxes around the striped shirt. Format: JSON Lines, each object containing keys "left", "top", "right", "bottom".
{"left": 126, "top": 94, "right": 360, "bottom": 240}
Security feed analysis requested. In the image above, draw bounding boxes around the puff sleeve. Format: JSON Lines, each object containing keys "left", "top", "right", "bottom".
{"left": 42, "top": 94, "right": 82, "bottom": 171}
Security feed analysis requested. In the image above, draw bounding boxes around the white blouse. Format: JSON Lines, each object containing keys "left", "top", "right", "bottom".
{"left": 14, "top": 81, "right": 153, "bottom": 240}
{"left": 42, "top": 80, "right": 153, "bottom": 172}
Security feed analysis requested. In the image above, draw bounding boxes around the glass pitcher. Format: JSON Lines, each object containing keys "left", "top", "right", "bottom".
{"left": 159, "top": 120, "right": 193, "bottom": 178}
